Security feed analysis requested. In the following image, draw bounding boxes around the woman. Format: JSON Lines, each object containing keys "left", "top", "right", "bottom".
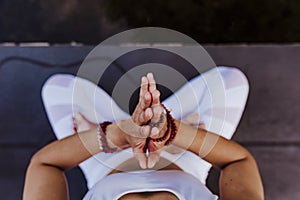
{"left": 23, "top": 68, "right": 264, "bottom": 199}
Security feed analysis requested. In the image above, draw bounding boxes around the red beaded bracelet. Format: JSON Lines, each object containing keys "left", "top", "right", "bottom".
{"left": 97, "top": 121, "right": 118, "bottom": 153}
{"left": 153, "top": 104, "right": 177, "bottom": 145}
{"left": 72, "top": 116, "right": 78, "bottom": 134}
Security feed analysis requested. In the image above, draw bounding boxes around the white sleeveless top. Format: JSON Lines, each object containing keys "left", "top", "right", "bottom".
{"left": 83, "top": 170, "right": 218, "bottom": 200}
{"left": 81, "top": 148, "right": 213, "bottom": 189}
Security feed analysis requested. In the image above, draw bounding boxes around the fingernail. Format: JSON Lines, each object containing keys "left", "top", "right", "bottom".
{"left": 148, "top": 159, "right": 155, "bottom": 168}
{"left": 146, "top": 108, "right": 153, "bottom": 119}
{"left": 147, "top": 73, "right": 153, "bottom": 78}
{"left": 140, "top": 161, "right": 147, "bottom": 169}
{"left": 145, "top": 92, "right": 151, "bottom": 100}
{"left": 151, "top": 127, "right": 159, "bottom": 138}
{"left": 153, "top": 90, "right": 160, "bottom": 97}
{"left": 140, "top": 126, "right": 149, "bottom": 138}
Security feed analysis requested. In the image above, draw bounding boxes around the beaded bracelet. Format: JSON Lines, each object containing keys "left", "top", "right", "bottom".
{"left": 97, "top": 121, "right": 118, "bottom": 153}
{"left": 153, "top": 104, "right": 177, "bottom": 145}
{"left": 72, "top": 116, "right": 78, "bottom": 134}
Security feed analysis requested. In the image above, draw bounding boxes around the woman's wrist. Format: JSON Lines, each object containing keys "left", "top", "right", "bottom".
{"left": 105, "top": 121, "right": 130, "bottom": 150}
{"left": 171, "top": 120, "right": 200, "bottom": 154}
{"left": 152, "top": 104, "right": 177, "bottom": 145}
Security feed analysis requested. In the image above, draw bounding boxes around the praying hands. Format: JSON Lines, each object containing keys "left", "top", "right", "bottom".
{"left": 118, "top": 73, "right": 174, "bottom": 169}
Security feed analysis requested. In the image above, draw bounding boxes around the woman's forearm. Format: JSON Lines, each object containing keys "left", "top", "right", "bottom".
{"left": 172, "top": 120, "right": 250, "bottom": 168}
{"left": 23, "top": 133, "right": 91, "bottom": 200}
{"left": 172, "top": 120, "right": 264, "bottom": 200}
{"left": 23, "top": 123, "right": 127, "bottom": 200}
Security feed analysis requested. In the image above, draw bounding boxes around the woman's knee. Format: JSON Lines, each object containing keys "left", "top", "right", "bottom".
{"left": 218, "top": 66, "right": 249, "bottom": 91}
{"left": 41, "top": 73, "right": 75, "bottom": 100}
{"left": 219, "top": 66, "right": 248, "bottom": 83}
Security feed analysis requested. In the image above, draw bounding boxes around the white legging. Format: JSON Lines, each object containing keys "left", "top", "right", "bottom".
{"left": 41, "top": 66, "right": 249, "bottom": 188}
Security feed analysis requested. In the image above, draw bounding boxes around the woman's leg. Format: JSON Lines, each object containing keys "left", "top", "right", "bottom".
{"left": 41, "top": 73, "right": 130, "bottom": 188}
{"left": 163, "top": 66, "right": 249, "bottom": 138}
{"left": 162, "top": 66, "right": 249, "bottom": 182}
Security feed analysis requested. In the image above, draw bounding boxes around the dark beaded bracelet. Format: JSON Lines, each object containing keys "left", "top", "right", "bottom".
{"left": 153, "top": 104, "right": 177, "bottom": 145}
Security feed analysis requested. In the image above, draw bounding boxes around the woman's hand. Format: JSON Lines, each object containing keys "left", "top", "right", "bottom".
{"left": 145, "top": 73, "right": 170, "bottom": 168}
{"left": 117, "top": 75, "right": 159, "bottom": 169}
{"left": 119, "top": 73, "right": 169, "bottom": 168}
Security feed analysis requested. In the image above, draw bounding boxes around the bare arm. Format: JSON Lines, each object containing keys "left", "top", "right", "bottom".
{"left": 24, "top": 72, "right": 263, "bottom": 200}
{"left": 139, "top": 73, "right": 264, "bottom": 199}
{"left": 23, "top": 124, "right": 127, "bottom": 200}
{"left": 23, "top": 75, "right": 154, "bottom": 200}
{"left": 172, "top": 121, "right": 264, "bottom": 200}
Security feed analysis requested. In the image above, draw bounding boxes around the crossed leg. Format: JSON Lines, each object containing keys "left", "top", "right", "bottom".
{"left": 41, "top": 66, "right": 249, "bottom": 187}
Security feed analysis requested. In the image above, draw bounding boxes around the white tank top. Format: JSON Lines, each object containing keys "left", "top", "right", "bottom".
{"left": 83, "top": 170, "right": 218, "bottom": 200}
{"left": 84, "top": 148, "right": 213, "bottom": 189}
